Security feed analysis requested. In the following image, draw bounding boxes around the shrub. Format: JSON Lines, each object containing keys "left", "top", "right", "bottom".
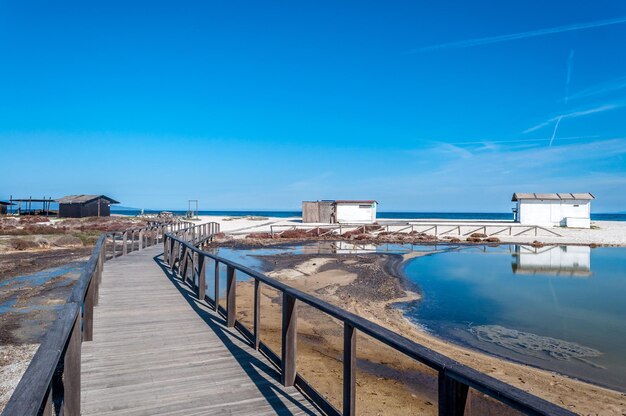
{"left": 280, "top": 229, "right": 309, "bottom": 238}
{"left": 54, "top": 235, "right": 84, "bottom": 247}
{"left": 9, "top": 238, "right": 40, "bottom": 250}
{"left": 470, "top": 233, "right": 488, "bottom": 238}
{"left": 246, "top": 232, "right": 273, "bottom": 239}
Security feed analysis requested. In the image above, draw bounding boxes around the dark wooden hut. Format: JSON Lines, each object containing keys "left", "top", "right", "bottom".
{"left": 56, "top": 195, "right": 120, "bottom": 218}
{"left": 0, "top": 201, "right": 14, "bottom": 215}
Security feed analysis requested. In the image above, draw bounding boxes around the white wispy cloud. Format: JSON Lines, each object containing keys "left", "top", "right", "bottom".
{"left": 412, "top": 16, "right": 626, "bottom": 52}
{"left": 523, "top": 104, "right": 620, "bottom": 134}
{"left": 449, "top": 135, "right": 599, "bottom": 145}
{"left": 567, "top": 75, "right": 626, "bottom": 101}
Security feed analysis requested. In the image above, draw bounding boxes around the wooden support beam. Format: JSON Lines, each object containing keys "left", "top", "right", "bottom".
{"left": 281, "top": 293, "right": 297, "bottom": 387}
{"left": 226, "top": 265, "right": 236, "bottom": 327}
{"left": 62, "top": 316, "right": 81, "bottom": 416}
{"left": 214, "top": 261, "right": 220, "bottom": 312}
{"left": 253, "top": 279, "right": 261, "bottom": 350}
{"left": 181, "top": 247, "right": 189, "bottom": 283}
{"left": 343, "top": 323, "right": 356, "bottom": 416}
{"left": 83, "top": 280, "right": 94, "bottom": 342}
{"left": 198, "top": 255, "right": 206, "bottom": 300}
{"left": 438, "top": 371, "right": 469, "bottom": 416}
{"left": 122, "top": 232, "right": 127, "bottom": 256}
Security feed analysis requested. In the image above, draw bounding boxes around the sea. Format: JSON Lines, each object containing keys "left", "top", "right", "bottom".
{"left": 111, "top": 209, "right": 626, "bottom": 222}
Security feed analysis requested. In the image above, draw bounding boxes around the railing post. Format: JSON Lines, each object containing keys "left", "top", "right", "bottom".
{"left": 139, "top": 229, "right": 144, "bottom": 250}
{"left": 438, "top": 371, "right": 469, "bottom": 416}
{"left": 111, "top": 233, "right": 116, "bottom": 258}
{"left": 253, "top": 279, "right": 261, "bottom": 350}
{"left": 163, "top": 236, "right": 169, "bottom": 263}
{"left": 226, "top": 265, "right": 236, "bottom": 327}
{"left": 343, "top": 323, "right": 356, "bottom": 416}
{"left": 191, "top": 251, "right": 197, "bottom": 286}
{"left": 83, "top": 280, "right": 95, "bottom": 342}
{"left": 214, "top": 261, "right": 220, "bottom": 312}
{"left": 181, "top": 246, "right": 189, "bottom": 282}
{"left": 281, "top": 293, "right": 297, "bottom": 387}
{"left": 169, "top": 239, "right": 176, "bottom": 268}
{"left": 122, "top": 231, "right": 127, "bottom": 256}
{"left": 198, "top": 255, "right": 206, "bottom": 300}
{"left": 62, "top": 314, "right": 82, "bottom": 416}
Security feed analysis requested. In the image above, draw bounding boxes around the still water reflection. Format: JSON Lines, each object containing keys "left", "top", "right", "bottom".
{"left": 402, "top": 244, "right": 626, "bottom": 391}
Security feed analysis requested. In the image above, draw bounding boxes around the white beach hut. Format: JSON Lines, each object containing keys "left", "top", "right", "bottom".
{"left": 512, "top": 193, "right": 595, "bottom": 228}
{"left": 335, "top": 200, "right": 377, "bottom": 224}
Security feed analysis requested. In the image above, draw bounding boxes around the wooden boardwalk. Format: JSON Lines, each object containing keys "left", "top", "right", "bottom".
{"left": 81, "top": 246, "right": 320, "bottom": 416}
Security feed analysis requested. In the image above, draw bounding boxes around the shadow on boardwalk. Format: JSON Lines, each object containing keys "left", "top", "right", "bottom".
{"left": 154, "top": 254, "right": 319, "bottom": 416}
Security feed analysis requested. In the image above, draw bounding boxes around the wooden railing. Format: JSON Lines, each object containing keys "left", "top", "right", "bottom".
{"left": 269, "top": 222, "right": 563, "bottom": 238}
{"left": 0, "top": 220, "right": 191, "bottom": 416}
{"left": 164, "top": 224, "right": 575, "bottom": 416}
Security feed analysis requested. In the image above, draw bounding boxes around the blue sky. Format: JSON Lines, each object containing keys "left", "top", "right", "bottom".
{"left": 1, "top": 1, "right": 625, "bottom": 212}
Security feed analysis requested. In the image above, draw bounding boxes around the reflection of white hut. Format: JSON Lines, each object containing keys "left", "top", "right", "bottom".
{"left": 512, "top": 193, "right": 594, "bottom": 228}
{"left": 513, "top": 245, "right": 591, "bottom": 277}
{"left": 334, "top": 241, "right": 377, "bottom": 253}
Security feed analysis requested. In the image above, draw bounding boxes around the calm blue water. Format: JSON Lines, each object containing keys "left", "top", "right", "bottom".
{"left": 401, "top": 245, "right": 626, "bottom": 391}
{"left": 112, "top": 209, "right": 626, "bottom": 222}
{"left": 209, "top": 242, "right": 626, "bottom": 391}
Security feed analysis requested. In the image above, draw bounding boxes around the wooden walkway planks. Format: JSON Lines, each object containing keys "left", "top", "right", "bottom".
{"left": 81, "top": 246, "right": 320, "bottom": 416}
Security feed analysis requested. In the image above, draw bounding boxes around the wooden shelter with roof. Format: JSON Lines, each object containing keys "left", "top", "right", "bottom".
{"left": 0, "top": 200, "right": 14, "bottom": 215}
{"left": 56, "top": 195, "right": 120, "bottom": 218}
{"left": 511, "top": 192, "right": 595, "bottom": 228}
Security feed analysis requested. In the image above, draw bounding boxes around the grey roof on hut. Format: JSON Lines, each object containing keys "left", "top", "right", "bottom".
{"left": 334, "top": 200, "right": 378, "bottom": 204}
{"left": 511, "top": 192, "right": 595, "bottom": 202}
{"left": 56, "top": 195, "right": 120, "bottom": 204}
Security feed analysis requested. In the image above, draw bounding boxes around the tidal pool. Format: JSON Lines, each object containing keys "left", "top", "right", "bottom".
{"left": 401, "top": 244, "right": 626, "bottom": 391}
{"left": 211, "top": 242, "right": 626, "bottom": 392}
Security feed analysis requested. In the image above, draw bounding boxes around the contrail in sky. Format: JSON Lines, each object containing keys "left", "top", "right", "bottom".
{"left": 412, "top": 16, "right": 626, "bottom": 52}
{"left": 564, "top": 49, "right": 575, "bottom": 104}
{"left": 549, "top": 115, "right": 563, "bottom": 146}
{"left": 552, "top": 48, "right": 575, "bottom": 146}
{"left": 523, "top": 104, "right": 619, "bottom": 133}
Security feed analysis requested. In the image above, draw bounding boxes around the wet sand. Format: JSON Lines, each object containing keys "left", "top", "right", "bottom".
{"left": 233, "top": 252, "right": 626, "bottom": 415}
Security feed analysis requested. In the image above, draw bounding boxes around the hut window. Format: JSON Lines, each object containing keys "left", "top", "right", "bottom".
{"left": 359, "top": 204, "right": 371, "bottom": 208}
{"left": 574, "top": 204, "right": 579, "bottom": 207}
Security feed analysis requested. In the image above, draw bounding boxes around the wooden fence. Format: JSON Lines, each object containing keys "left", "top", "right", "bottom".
{"left": 269, "top": 222, "right": 563, "bottom": 238}
{"left": 0, "top": 220, "right": 208, "bottom": 416}
{"left": 164, "top": 224, "right": 575, "bottom": 416}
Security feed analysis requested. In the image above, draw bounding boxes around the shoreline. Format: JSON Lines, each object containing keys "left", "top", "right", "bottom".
{"left": 229, "top": 245, "right": 626, "bottom": 415}
{"left": 189, "top": 215, "right": 626, "bottom": 247}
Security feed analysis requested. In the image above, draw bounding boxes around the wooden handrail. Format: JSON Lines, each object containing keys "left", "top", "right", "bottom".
{"left": 164, "top": 224, "right": 575, "bottom": 416}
